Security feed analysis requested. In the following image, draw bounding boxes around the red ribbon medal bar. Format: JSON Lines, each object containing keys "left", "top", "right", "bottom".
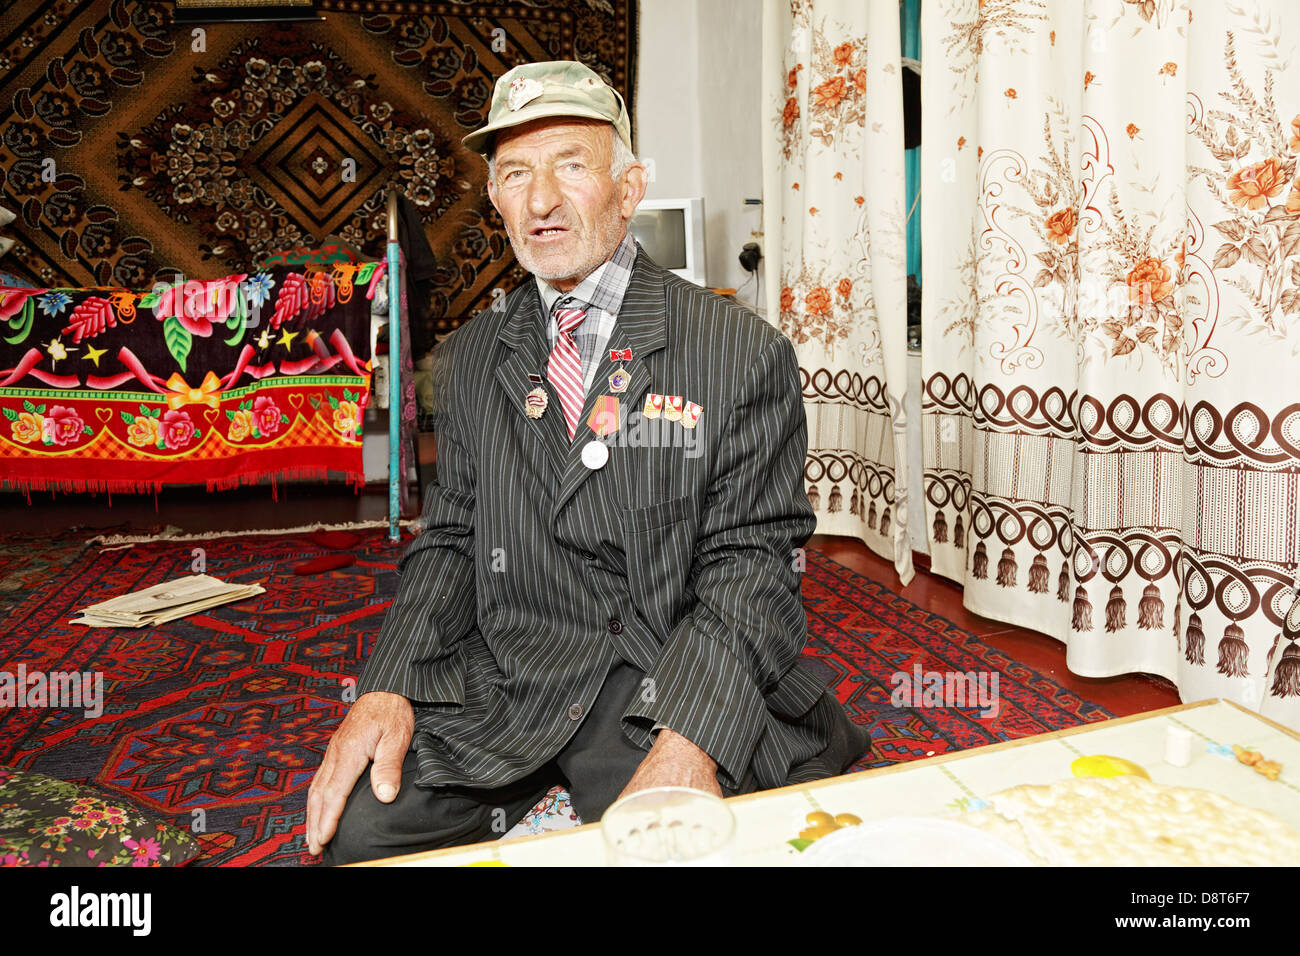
{"left": 587, "top": 394, "right": 620, "bottom": 436}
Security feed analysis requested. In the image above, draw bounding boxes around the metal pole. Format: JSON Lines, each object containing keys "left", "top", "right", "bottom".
{"left": 386, "top": 189, "right": 401, "bottom": 542}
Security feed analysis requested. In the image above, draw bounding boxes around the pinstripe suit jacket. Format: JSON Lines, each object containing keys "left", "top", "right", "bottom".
{"left": 357, "top": 248, "right": 868, "bottom": 792}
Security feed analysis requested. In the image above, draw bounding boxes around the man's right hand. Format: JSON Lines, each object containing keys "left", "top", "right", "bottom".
{"left": 306, "top": 690, "right": 414, "bottom": 857}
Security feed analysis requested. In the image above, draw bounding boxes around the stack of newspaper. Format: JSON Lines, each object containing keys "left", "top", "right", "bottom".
{"left": 70, "top": 574, "right": 265, "bottom": 627}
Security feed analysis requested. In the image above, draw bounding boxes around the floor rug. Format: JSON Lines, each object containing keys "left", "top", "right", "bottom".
{"left": 800, "top": 548, "right": 1114, "bottom": 771}
{"left": 0, "top": 528, "right": 91, "bottom": 621}
{"left": 0, "top": 530, "right": 1113, "bottom": 865}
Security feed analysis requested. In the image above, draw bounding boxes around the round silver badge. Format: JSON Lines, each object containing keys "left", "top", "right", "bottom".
{"left": 581, "top": 440, "right": 610, "bottom": 470}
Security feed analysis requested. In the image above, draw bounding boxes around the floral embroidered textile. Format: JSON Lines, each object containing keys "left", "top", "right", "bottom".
{"left": 0, "top": 263, "right": 378, "bottom": 493}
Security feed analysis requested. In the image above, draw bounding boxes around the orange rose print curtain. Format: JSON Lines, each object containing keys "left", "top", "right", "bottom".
{"left": 920, "top": 0, "right": 1300, "bottom": 729}
{"left": 762, "top": 0, "right": 914, "bottom": 585}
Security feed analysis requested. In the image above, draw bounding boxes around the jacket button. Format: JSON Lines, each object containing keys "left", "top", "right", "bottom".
{"left": 608, "top": 617, "right": 623, "bottom": 635}
{"left": 567, "top": 703, "right": 584, "bottom": 720}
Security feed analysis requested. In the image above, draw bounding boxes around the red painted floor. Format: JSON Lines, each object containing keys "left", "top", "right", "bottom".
{"left": 811, "top": 534, "right": 1181, "bottom": 718}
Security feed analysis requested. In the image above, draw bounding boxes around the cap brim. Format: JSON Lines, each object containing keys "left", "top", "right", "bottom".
{"left": 462, "top": 102, "right": 629, "bottom": 156}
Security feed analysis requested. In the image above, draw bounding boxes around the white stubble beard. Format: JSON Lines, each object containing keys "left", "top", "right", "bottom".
{"left": 509, "top": 198, "right": 627, "bottom": 285}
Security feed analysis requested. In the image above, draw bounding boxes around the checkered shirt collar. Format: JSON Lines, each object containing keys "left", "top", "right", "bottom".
{"left": 535, "top": 232, "right": 638, "bottom": 321}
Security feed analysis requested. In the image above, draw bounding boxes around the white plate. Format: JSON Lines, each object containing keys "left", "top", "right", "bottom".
{"left": 797, "top": 817, "right": 1034, "bottom": 867}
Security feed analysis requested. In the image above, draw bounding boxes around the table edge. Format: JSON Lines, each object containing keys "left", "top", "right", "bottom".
{"left": 353, "top": 697, "right": 1294, "bottom": 866}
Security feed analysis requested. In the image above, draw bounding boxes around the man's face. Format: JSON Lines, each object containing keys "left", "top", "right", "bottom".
{"left": 486, "top": 118, "right": 646, "bottom": 292}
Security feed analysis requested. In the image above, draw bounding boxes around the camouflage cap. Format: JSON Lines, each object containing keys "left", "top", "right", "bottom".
{"left": 461, "top": 60, "right": 632, "bottom": 156}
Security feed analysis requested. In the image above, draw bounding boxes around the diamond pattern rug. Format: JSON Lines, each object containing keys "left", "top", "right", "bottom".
{"left": 0, "top": 0, "right": 639, "bottom": 350}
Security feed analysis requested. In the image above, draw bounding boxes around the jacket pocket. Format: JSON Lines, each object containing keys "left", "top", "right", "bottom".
{"left": 766, "top": 660, "right": 831, "bottom": 719}
{"left": 412, "top": 640, "right": 468, "bottom": 712}
{"left": 416, "top": 629, "right": 505, "bottom": 713}
{"left": 461, "top": 628, "right": 508, "bottom": 690}
{"left": 625, "top": 495, "right": 690, "bottom": 533}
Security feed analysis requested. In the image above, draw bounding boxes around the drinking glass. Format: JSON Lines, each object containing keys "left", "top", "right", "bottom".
{"left": 601, "top": 786, "right": 736, "bottom": 866}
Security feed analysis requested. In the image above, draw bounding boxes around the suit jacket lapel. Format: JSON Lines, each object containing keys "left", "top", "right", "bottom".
{"left": 492, "top": 286, "right": 569, "bottom": 482}
{"left": 551, "top": 255, "right": 668, "bottom": 519}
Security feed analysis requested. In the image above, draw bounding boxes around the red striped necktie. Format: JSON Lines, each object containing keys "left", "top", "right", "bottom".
{"left": 547, "top": 303, "right": 587, "bottom": 439}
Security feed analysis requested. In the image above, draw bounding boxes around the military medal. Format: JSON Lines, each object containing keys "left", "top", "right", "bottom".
{"left": 682, "top": 400, "right": 703, "bottom": 429}
{"left": 664, "top": 395, "right": 684, "bottom": 422}
{"left": 524, "top": 387, "right": 548, "bottom": 419}
{"left": 609, "top": 348, "right": 632, "bottom": 362}
{"left": 527, "top": 372, "right": 543, "bottom": 384}
{"left": 608, "top": 365, "right": 630, "bottom": 393}
{"left": 581, "top": 439, "right": 609, "bottom": 470}
{"left": 643, "top": 393, "right": 664, "bottom": 419}
{"left": 507, "top": 76, "right": 544, "bottom": 111}
{"left": 587, "top": 395, "right": 620, "bottom": 437}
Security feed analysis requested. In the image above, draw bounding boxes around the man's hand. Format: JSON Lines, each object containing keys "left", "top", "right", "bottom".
{"left": 306, "top": 691, "right": 414, "bottom": 857}
{"left": 616, "top": 728, "right": 723, "bottom": 801}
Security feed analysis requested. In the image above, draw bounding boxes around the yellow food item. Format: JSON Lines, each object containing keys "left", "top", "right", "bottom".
{"left": 1255, "top": 760, "right": 1282, "bottom": 781}
{"left": 1233, "top": 745, "right": 1283, "bottom": 780}
{"left": 1233, "top": 745, "right": 1262, "bottom": 766}
{"left": 1070, "top": 754, "right": 1151, "bottom": 780}
{"left": 798, "top": 823, "right": 838, "bottom": 841}
{"left": 796, "top": 809, "right": 863, "bottom": 845}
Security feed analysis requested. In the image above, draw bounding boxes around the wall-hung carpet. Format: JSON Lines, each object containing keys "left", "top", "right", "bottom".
{"left": 0, "top": 529, "right": 1112, "bottom": 865}
{"left": 0, "top": 0, "right": 639, "bottom": 353}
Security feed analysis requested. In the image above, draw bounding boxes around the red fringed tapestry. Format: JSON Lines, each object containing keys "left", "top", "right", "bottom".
{"left": 0, "top": 263, "right": 379, "bottom": 494}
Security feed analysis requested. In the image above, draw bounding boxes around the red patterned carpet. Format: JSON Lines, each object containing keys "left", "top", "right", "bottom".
{"left": 0, "top": 529, "right": 1112, "bottom": 865}
{"left": 801, "top": 549, "right": 1113, "bottom": 769}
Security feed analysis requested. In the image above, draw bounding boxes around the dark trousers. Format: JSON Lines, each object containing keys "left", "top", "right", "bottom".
{"left": 323, "top": 663, "right": 656, "bottom": 865}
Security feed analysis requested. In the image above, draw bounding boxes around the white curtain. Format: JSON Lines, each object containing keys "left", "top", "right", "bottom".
{"left": 920, "top": 0, "right": 1300, "bottom": 728}
{"left": 762, "top": 0, "right": 913, "bottom": 585}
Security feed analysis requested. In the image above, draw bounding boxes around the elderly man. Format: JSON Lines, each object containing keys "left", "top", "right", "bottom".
{"left": 307, "top": 60, "right": 869, "bottom": 864}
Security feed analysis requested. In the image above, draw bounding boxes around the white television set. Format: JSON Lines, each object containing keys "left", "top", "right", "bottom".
{"left": 628, "top": 197, "right": 706, "bottom": 287}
